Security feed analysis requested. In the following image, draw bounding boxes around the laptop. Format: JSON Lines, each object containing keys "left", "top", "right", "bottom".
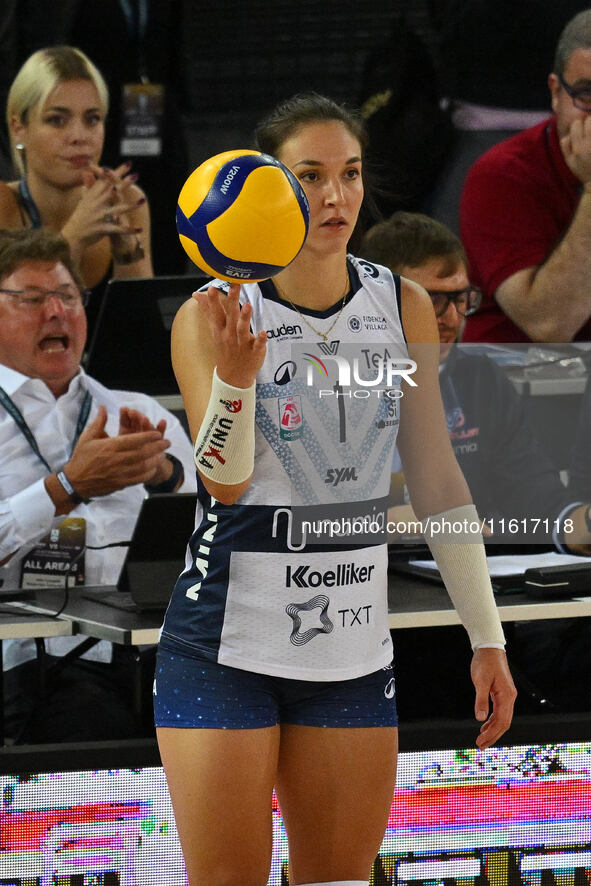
{"left": 84, "top": 275, "right": 209, "bottom": 395}
{"left": 83, "top": 492, "right": 197, "bottom": 613}
{"left": 387, "top": 540, "right": 430, "bottom": 570}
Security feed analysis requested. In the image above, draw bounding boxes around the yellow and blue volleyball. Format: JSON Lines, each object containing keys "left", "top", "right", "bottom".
{"left": 176, "top": 149, "right": 310, "bottom": 282}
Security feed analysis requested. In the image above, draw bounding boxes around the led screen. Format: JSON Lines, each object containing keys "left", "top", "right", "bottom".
{"left": 0, "top": 741, "right": 589, "bottom": 885}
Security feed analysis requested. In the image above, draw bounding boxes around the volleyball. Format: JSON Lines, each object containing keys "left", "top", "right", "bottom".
{"left": 176, "top": 150, "right": 310, "bottom": 282}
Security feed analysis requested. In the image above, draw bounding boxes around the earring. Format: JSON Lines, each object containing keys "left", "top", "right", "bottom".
{"left": 15, "top": 143, "right": 24, "bottom": 151}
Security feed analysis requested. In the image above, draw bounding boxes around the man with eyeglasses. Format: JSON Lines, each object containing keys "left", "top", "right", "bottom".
{"left": 0, "top": 227, "right": 196, "bottom": 743}
{"left": 360, "top": 211, "right": 591, "bottom": 550}
{"left": 460, "top": 8, "right": 591, "bottom": 343}
{"left": 360, "top": 211, "right": 591, "bottom": 718}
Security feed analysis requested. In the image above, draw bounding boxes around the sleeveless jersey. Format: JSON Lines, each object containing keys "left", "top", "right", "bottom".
{"left": 161, "top": 255, "right": 409, "bottom": 681}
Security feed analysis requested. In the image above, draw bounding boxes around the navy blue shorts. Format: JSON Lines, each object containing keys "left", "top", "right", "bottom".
{"left": 153, "top": 645, "right": 398, "bottom": 729}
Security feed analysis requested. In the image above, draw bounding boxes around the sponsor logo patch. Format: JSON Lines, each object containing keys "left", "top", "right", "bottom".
{"left": 278, "top": 395, "right": 303, "bottom": 440}
{"left": 286, "top": 595, "right": 334, "bottom": 646}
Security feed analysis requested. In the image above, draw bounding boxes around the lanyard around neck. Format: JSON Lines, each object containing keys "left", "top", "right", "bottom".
{"left": 118, "top": 0, "right": 149, "bottom": 80}
{"left": 0, "top": 386, "right": 92, "bottom": 473}
{"left": 18, "top": 179, "right": 42, "bottom": 229}
{"left": 118, "top": 0, "right": 148, "bottom": 41}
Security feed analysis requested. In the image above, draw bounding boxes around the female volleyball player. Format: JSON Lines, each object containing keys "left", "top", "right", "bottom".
{"left": 155, "top": 93, "right": 516, "bottom": 886}
{"left": 0, "top": 46, "right": 152, "bottom": 324}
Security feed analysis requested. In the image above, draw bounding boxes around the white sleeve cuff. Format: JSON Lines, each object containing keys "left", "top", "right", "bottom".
{"left": 10, "top": 477, "right": 56, "bottom": 544}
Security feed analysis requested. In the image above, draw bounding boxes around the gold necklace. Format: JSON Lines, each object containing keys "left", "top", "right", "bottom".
{"left": 274, "top": 275, "right": 350, "bottom": 342}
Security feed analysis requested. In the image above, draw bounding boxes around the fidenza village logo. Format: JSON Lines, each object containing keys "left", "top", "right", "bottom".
{"left": 303, "top": 353, "right": 417, "bottom": 399}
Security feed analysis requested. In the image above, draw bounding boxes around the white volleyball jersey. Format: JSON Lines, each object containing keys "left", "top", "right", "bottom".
{"left": 161, "top": 255, "right": 409, "bottom": 680}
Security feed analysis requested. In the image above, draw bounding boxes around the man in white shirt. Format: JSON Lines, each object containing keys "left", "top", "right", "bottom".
{"left": 0, "top": 228, "right": 196, "bottom": 742}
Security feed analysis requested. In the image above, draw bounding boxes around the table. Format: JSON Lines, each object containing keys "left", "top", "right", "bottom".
{"left": 14, "top": 574, "right": 591, "bottom": 646}
{"left": 8, "top": 573, "right": 591, "bottom": 736}
{"left": 386, "top": 572, "right": 591, "bottom": 629}
{"left": 6, "top": 589, "right": 163, "bottom": 728}
{"left": 8, "top": 588, "right": 162, "bottom": 645}
{"left": 0, "top": 605, "right": 73, "bottom": 744}
{"left": 387, "top": 569, "right": 591, "bottom": 720}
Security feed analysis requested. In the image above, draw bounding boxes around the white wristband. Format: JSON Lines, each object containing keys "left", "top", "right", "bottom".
{"left": 193, "top": 367, "right": 256, "bottom": 485}
{"left": 422, "top": 504, "right": 505, "bottom": 650}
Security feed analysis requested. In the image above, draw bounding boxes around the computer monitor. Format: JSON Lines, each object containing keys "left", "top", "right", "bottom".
{"left": 119, "top": 491, "right": 196, "bottom": 610}
{"left": 83, "top": 492, "right": 197, "bottom": 612}
{"left": 84, "top": 275, "right": 209, "bottom": 395}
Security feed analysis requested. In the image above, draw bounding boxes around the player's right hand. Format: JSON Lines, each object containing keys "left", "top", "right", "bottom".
{"left": 193, "top": 283, "right": 267, "bottom": 388}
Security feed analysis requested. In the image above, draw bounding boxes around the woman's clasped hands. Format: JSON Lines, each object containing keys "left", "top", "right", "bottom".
{"left": 62, "top": 161, "right": 145, "bottom": 255}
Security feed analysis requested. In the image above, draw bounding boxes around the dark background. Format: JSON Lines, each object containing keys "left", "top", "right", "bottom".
{"left": 1, "top": 0, "right": 589, "bottom": 269}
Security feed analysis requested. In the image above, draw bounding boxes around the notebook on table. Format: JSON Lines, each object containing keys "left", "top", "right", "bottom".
{"left": 84, "top": 274, "right": 209, "bottom": 395}
{"left": 390, "top": 552, "right": 591, "bottom": 596}
{"left": 389, "top": 558, "right": 528, "bottom": 594}
{"left": 82, "top": 492, "right": 197, "bottom": 613}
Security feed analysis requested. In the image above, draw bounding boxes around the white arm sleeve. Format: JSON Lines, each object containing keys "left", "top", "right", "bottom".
{"left": 423, "top": 504, "right": 506, "bottom": 650}
{"left": 193, "top": 367, "right": 256, "bottom": 485}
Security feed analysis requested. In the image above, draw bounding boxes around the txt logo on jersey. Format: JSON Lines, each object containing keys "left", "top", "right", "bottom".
{"left": 286, "top": 595, "right": 334, "bottom": 646}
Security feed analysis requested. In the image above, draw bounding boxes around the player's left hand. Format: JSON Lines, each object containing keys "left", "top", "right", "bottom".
{"left": 470, "top": 647, "right": 517, "bottom": 749}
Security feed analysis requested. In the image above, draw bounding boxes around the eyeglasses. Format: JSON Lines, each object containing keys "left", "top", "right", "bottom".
{"left": 0, "top": 285, "right": 90, "bottom": 311}
{"left": 558, "top": 73, "right": 591, "bottom": 112}
{"left": 426, "top": 286, "right": 482, "bottom": 318}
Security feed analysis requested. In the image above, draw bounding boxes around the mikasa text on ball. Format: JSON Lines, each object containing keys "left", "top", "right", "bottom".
{"left": 176, "top": 150, "right": 310, "bottom": 282}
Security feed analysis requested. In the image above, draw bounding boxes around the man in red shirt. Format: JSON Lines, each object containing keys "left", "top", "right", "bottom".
{"left": 461, "top": 9, "right": 591, "bottom": 343}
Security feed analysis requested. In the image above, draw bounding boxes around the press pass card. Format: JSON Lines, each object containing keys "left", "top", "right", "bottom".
{"left": 120, "top": 82, "right": 164, "bottom": 156}
{"left": 20, "top": 518, "right": 86, "bottom": 588}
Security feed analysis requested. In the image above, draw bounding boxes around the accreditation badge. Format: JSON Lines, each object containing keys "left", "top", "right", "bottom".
{"left": 20, "top": 518, "right": 86, "bottom": 588}
{"left": 120, "top": 82, "right": 164, "bottom": 156}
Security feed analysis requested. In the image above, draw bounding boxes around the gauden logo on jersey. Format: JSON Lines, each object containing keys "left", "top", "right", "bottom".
{"left": 266, "top": 322, "right": 303, "bottom": 341}
{"left": 278, "top": 395, "right": 303, "bottom": 440}
{"left": 347, "top": 315, "right": 362, "bottom": 333}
